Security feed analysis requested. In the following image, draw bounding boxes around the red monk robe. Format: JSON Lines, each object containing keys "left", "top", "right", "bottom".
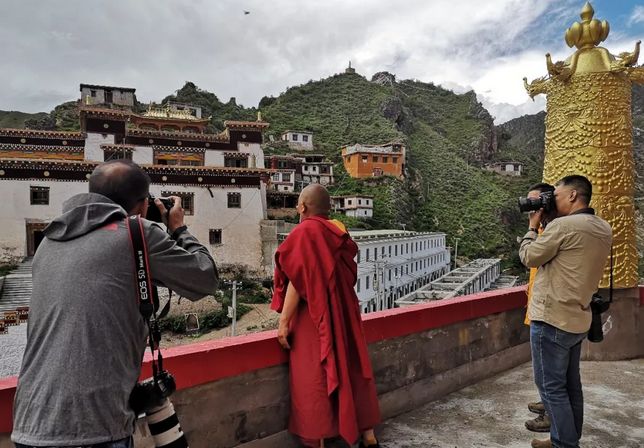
{"left": 272, "top": 215, "right": 381, "bottom": 445}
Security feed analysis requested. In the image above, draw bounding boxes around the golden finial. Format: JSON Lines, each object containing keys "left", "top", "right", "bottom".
{"left": 580, "top": 2, "right": 594, "bottom": 21}
{"left": 564, "top": 1, "right": 609, "bottom": 49}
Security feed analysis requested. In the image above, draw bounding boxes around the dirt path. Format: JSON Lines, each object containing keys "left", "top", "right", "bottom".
{"left": 161, "top": 303, "right": 278, "bottom": 348}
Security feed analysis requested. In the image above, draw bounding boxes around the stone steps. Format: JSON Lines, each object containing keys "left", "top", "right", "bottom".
{"left": 0, "top": 259, "right": 33, "bottom": 313}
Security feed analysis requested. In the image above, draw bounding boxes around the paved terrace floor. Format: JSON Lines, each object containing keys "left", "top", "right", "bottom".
{"left": 375, "top": 360, "right": 643, "bottom": 448}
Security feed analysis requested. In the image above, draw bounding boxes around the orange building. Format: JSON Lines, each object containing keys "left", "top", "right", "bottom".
{"left": 341, "top": 142, "right": 405, "bottom": 178}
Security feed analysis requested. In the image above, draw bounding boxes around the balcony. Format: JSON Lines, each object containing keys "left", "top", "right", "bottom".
{"left": 1, "top": 286, "right": 642, "bottom": 447}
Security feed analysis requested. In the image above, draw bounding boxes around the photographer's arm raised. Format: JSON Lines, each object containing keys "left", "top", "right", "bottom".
{"left": 519, "top": 220, "right": 565, "bottom": 268}
{"left": 144, "top": 221, "right": 219, "bottom": 300}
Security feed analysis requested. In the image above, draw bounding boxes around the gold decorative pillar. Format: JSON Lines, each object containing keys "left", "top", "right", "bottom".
{"left": 524, "top": 2, "right": 644, "bottom": 288}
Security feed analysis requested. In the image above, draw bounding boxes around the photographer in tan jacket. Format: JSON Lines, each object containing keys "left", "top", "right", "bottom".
{"left": 519, "top": 175, "right": 611, "bottom": 448}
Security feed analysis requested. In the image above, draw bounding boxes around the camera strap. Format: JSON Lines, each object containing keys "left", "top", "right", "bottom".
{"left": 608, "top": 246, "right": 614, "bottom": 303}
{"left": 126, "top": 216, "right": 164, "bottom": 380}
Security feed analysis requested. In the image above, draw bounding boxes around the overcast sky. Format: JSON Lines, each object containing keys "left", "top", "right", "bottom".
{"left": 1, "top": 0, "right": 642, "bottom": 123}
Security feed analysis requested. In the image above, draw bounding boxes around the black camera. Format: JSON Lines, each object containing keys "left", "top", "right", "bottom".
{"left": 147, "top": 196, "right": 174, "bottom": 223}
{"left": 587, "top": 293, "right": 611, "bottom": 343}
{"left": 130, "top": 370, "right": 176, "bottom": 415}
{"left": 130, "top": 371, "right": 189, "bottom": 447}
{"left": 518, "top": 191, "right": 555, "bottom": 213}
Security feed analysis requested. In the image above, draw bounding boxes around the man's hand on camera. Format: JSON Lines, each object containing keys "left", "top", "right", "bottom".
{"left": 156, "top": 196, "right": 185, "bottom": 233}
{"left": 529, "top": 209, "right": 543, "bottom": 230}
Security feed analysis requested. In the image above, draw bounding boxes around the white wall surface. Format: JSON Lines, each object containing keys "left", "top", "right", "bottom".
{"left": 0, "top": 180, "right": 266, "bottom": 272}
{"left": 353, "top": 234, "right": 450, "bottom": 313}
{"left": 133, "top": 146, "right": 153, "bottom": 165}
{"left": 0, "top": 180, "right": 88, "bottom": 262}
{"left": 204, "top": 150, "right": 225, "bottom": 167}
{"left": 238, "top": 142, "right": 264, "bottom": 169}
{"left": 149, "top": 184, "right": 265, "bottom": 271}
{"left": 85, "top": 132, "right": 115, "bottom": 162}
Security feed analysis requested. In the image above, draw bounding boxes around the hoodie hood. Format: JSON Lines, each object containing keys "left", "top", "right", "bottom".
{"left": 44, "top": 193, "right": 128, "bottom": 241}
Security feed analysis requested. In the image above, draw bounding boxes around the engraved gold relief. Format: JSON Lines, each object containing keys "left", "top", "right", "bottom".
{"left": 523, "top": 2, "right": 644, "bottom": 288}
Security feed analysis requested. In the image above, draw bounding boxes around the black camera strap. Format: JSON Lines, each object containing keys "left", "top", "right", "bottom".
{"left": 126, "top": 216, "right": 164, "bottom": 380}
{"left": 608, "top": 246, "right": 614, "bottom": 303}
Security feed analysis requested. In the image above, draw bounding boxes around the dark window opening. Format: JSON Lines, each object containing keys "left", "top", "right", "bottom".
{"left": 30, "top": 186, "right": 49, "bottom": 205}
{"left": 227, "top": 192, "right": 241, "bottom": 208}
{"left": 209, "top": 229, "right": 222, "bottom": 245}
{"left": 224, "top": 157, "right": 248, "bottom": 168}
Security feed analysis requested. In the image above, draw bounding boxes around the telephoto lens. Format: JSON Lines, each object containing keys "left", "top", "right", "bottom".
{"left": 146, "top": 398, "right": 189, "bottom": 448}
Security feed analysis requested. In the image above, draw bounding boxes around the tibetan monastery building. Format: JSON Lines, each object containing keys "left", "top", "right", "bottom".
{"left": 0, "top": 84, "right": 270, "bottom": 273}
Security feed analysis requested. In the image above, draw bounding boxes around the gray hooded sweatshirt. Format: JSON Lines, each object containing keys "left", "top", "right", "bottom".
{"left": 11, "top": 193, "right": 218, "bottom": 447}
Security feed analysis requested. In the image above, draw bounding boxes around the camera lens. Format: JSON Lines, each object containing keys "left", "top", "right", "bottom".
{"left": 518, "top": 197, "right": 543, "bottom": 213}
{"left": 146, "top": 398, "right": 189, "bottom": 448}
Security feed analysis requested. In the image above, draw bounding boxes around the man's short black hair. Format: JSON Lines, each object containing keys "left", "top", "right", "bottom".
{"left": 89, "top": 160, "right": 151, "bottom": 212}
{"left": 528, "top": 182, "right": 555, "bottom": 194}
{"left": 557, "top": 175, "right": 592, "bottom": 205}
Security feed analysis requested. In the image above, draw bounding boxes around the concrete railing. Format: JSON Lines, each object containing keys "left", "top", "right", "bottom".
{"left": 1, "top": 286, "right": 642, "bottom": 448}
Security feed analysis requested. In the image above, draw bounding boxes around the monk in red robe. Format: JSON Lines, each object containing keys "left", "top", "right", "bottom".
{"left": 272, "top": 184, "right": 381, "bottom": 448}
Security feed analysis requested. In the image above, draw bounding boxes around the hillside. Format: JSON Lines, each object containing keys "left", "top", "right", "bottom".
{"left": 2, "top": 78, "right": 642, "bottom": 276}
{"left": 261, "top": 72, "right": 536, "bottom": 264}
{"left": 0, "top": 102, "right": 80, "bottom": 131}
{"left": 162, "top": 82, "right": 257, "bottom": 132}
{"left": 0, "top": 111, "right": 49, "bottom": 129}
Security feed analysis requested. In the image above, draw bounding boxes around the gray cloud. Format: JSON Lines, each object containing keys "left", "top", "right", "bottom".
{"left": 0, "top": 0, "right": 640, "bottom": 125}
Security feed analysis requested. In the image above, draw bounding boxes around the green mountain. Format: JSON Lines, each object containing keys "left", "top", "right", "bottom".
{"left": 2, "top": 78, "right": 642, "bottom": 277}
{"left": 0, "top": 111, "right": 49, "bottom": 129}
{"left": 260, "top": 72, "right": 538, "bottom": 268}
{"left": 162, "top": 82, "right": 257, "bottom": 132}
{"left": 0, "top": 102, "right": 80, "bottom": 131}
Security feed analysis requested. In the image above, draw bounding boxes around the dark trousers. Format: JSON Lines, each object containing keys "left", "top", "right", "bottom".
{"left": 531, "top": 320, "right": 586, "bottom": 448}
{"left": 15, "top": 436, "right": 132, "bottom": 448}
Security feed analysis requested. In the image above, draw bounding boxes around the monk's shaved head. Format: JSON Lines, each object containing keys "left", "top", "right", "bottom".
{"left": 298, "top": 184, "right": 331, "bottom": 217}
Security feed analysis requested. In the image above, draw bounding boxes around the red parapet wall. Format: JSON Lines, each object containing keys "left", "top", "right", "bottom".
{"left": 1, "top": 287, "right": 531, "bottom": 434}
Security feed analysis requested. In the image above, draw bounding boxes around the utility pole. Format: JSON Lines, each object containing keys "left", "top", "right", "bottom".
{"left": 224, "top": 280, "right": 241, "bottom": 337}
{"left": 453, "top": 238, "right": 460, "bottom": 271}
{"left": 231, "top": 280, "right": 237, "bottom": 337}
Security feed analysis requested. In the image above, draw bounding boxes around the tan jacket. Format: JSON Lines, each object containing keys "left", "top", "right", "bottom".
{"left": 519, "top": 210, "right": 612, "bottom": 334}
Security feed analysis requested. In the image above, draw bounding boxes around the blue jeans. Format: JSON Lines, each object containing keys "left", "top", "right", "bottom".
{"left": 531, "top": 320, "right": 586, "bottom": 448}
{"left": 15, "top": 436, "right": 132, "bottom": 448}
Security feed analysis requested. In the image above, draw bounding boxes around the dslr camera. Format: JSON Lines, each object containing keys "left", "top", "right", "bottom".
{"left": 130, "top": 370, "right": 189, "bottom": 447}
{"left": 147, "top": 196, "right": 174, "bottom": 223}
{"left": 130, "top": 370, "right": 176, "bottom": 415}
{"left": 518, "top": 191, "right": 555, "bottom": 214}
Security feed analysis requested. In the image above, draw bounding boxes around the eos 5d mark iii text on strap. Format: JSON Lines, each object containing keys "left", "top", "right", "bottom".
{"left": 125, "top": 216, "right": 189, "bottom": 448}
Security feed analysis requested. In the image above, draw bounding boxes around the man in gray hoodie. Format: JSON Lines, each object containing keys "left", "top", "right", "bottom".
{"left": 11, "top": 160, "right": 218, "bottom": 448}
